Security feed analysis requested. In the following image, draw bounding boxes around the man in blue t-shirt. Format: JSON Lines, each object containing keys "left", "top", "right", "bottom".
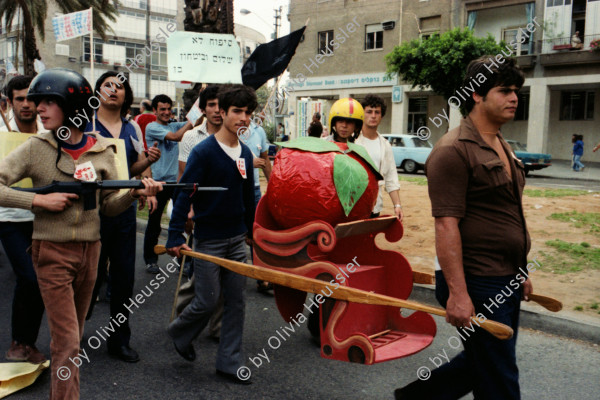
{"left": 143, "top": 94, "right": 193, "bottom": 273}
{"left": 84, "top": 71, "right": 161, "bottom": 363}
{"left": 241, "top": 119, "right": 272, "bottom": 293}
{"left": 166, "top": 84, "right": 256, "bottom": 385}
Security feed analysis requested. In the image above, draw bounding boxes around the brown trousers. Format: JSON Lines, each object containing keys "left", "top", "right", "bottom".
{"left": 32, "top": 240, "right": 100, "bottom": 400}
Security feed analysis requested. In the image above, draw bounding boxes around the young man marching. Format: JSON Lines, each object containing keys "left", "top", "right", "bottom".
{"left": 395, "top": 56, "right": 532, "bottom": 400}
{"left": 1, "top": 75, "right": 48, "bottom": 364}
{"left": 143, "top": 94, "right": 193, "bottom": 274}
{"left": 177, "top": 85, "right": 223, "bottom": 340}
{"left": 85, "top": 71, "right": 161, "bottom": 362}
{"left": 356, "top": 95, "right": 403, "bottom": 220}
{"left": 0, "top": 68, "right": 161, "bottom": 400}
{"left": 166, "top": 84, "right": 256, "bottom": 384}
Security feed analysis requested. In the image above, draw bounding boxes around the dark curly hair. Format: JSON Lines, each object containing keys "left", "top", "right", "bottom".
{"left": 95, "top": 71, "right": 134, "bottom": 117}
{"left": 361, "top": 94, "right": 387, "bottom": 117}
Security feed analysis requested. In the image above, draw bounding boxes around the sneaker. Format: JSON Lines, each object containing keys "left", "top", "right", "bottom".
{"left": 146, "top": 263, "right": 159, "bottom": 274}
{"left": 6, "top": 341, "right": 28, "bottom": 361}
{"left": 25, "top": 345, "right": 47, "bottom": 364}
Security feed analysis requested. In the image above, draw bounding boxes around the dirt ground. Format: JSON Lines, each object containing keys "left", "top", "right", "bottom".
{"left": 375, "top": 181, "right": 600, "bottom": 319}
{"left": 259, "top": 175, "right": 599, "bottom": 318}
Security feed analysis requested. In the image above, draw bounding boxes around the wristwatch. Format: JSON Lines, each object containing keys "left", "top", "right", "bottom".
{"left": 394, "top": 204, "right": 402, "bottom": 209}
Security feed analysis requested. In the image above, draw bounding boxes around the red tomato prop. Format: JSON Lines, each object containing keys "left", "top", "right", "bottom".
{"left": 266, "top": 138, "right": 382, "bottom": 229}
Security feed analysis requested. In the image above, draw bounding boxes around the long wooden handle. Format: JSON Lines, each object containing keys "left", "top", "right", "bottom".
{"left": 0, "top": 107, "right": 13, "bottom": 132}
{"left": 155, "top": 245, "right": 513, "bottom": 340}
{"left": 528, "top": 293, "right": 563, "bottom": 312}
{"left": 413, "top": 272, "right": 562, "bottom": 312}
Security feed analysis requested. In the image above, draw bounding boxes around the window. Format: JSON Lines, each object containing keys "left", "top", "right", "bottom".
{"left": 547, "top": 0, "right": 572, "bottom": 6}
{"left": 407, "top": 97, "right": 428, "bottom": 133}
{"left": 411, "top": 138, "right": 433, "bottom": 148}
{"left": 514, "top": 92, "right": 530, "bottom": 121}
{"left": 151, "top": 46, "right": 168, "bottom": 70}
{"left": 83, "top": 38, "right": 103, "bottom": 63}
{"left": 503, "top": 28, "right": 530, "bottom": 56}
{"left": 389, "top": 137, "right": 405, "bottom": 147}
{"left": 420, "top": 32, "right": 439, "bottom": 41}
{"left": 318, "top": 30, "right": 334, "bottom": 54}
{"left": 560, "top": 91, "right": 594, "bottom": 120}
{"left": 365, "top": 24, "right": 383, "bottom": 50}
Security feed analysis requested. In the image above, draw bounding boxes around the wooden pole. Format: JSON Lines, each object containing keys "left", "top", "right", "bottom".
{"left": 0, "top": 107, "right": 13, "bottom": 131}
{"left": 155, "top": 245, "right": 514, "bottom": 340}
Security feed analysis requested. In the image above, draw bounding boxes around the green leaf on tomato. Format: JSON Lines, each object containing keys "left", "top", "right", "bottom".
{"left": 275, "top": 137, "right": 341, "bottom": 153}
{"left": 333, "top": 154, "right": 369, "bottom": 216}
{"left": 347, "top": 142, "right": 380, "bottom": 175}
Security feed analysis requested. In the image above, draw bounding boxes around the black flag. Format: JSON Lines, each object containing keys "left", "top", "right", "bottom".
{"left": 242, "top": 26, "right": 306, "bottom": 90}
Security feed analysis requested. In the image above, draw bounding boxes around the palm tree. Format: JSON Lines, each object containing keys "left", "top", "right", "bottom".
{"left": 0, "top": 0, "right": 118, "bottom": 76}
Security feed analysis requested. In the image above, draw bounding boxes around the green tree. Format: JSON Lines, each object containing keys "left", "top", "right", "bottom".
{"left": 0, "top": 0, "right": 118, "bottom": 76}
{"left": 385, "top": 28, "right": 508, "bottom": 114}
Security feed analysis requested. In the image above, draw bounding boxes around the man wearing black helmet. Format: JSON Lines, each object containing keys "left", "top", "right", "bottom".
{"left": 0, "top": 68, "right": 162, "bottom": 400}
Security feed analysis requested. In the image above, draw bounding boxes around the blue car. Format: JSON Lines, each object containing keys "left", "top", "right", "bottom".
{"left": 382, "top": 134, "right": 434, "bottom": 173}
{"left": 506, "top": 140, "right": 552, "bottom": 175}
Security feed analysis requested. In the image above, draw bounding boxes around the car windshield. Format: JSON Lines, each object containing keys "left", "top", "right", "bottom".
{"left": 388, "top": 137, "right": 404, "bottom": 147}
{"left": 411, "top": 138, "right": 433, "bottom": 148}
{"left": 508, "top": 141, "right": 528, "bottom": 151}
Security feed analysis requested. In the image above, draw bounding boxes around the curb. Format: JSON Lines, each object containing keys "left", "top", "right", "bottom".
{"left": 410, "top": 283, "right": 600, "bottom": 344}
{"left": 135, "top": 219, "right": 600, "bottom": 344}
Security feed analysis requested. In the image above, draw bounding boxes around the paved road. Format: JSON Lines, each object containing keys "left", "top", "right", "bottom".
{"left": 1, "top": 233, "right": 598, "bottom": 399}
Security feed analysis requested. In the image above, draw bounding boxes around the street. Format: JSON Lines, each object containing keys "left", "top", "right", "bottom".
{"left": 0, "top": 233, "right": 598, "bottom": 400}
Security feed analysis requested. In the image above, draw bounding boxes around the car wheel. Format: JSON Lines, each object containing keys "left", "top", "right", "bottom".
{"left": 403, "top": 160, "right": 417, "bottom": 174}
{"left": 525, "top": 166, "right": 530, "bottom": 177}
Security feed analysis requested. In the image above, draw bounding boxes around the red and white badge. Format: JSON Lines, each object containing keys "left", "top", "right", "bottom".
{"left": 236, "top": 158, "right": 247, "bottom": 179}
{"left": 74, "top": 161, "right": 98, "bottom": 182}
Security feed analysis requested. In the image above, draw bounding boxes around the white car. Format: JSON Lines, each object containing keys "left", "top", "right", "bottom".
{"left": 382, "top": 134, "right": 434, "bottom": 173}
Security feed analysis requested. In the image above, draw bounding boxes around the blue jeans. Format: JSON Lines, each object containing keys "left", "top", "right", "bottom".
{"left": 400, "top": 271, "right": 522, "bottom": 400}
{"left": 168, "top": 233, "right": 247, "bottom": 374}
{"left": 88, "top": 206, "right": 137, "bottom": 348}
{"left": 0, "top": 221, "right": 44, "bottom": 345}
{"left": 573, "top": 155, "right": 584, "bottom": 171}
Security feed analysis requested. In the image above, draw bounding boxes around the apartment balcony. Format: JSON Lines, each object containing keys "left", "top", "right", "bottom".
{"left": 538, "top": 35, "right": 600, "bottom": 68}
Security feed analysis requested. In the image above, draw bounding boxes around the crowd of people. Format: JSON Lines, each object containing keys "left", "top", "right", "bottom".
{"left": 0, "top": 55, "right": 592, "bottom": 400}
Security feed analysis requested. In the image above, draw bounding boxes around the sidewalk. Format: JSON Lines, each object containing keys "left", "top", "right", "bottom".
{"left": 529, "top": 159, "right": 600, "bottom": 182}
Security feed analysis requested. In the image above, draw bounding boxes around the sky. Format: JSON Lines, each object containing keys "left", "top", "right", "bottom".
{"left": 234, "top": 0, "right": 291, "bottom": 41}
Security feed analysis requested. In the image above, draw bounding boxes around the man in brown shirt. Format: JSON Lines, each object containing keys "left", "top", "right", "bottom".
{"left": 395, "top": 56, "right": 533, "bottom": 400}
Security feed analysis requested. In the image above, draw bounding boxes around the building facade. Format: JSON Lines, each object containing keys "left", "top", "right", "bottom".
{"left": 0, "top": 1, "right": 264, "bottom": 116}
{"left": 287, "top": 0, "right": 600, "bottom": 161}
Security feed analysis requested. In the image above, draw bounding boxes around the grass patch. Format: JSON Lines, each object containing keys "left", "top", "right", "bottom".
{"left": 537, "top": 240, "right": 600, "bottom": 274}
{"left": 523, "top": 188, "right": 589, "bottom": 198}
{"left": 547, "top": 211, "right": 600, "bottom": 236}
{"left": 398, "top": 175, "right": 428, "bottom": 185}
{"left": 574, "top": 305, "right": 583, "bottom": 311}
{"left": 136, "top": 208, "right": 171, "bottom": 226}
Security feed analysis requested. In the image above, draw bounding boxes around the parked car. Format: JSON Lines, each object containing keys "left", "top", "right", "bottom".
{"left": 382, "top": 134, "right": 434, "bottom": 173}
{"left": 506, "top": 140, "right": 552, "bottom": 175}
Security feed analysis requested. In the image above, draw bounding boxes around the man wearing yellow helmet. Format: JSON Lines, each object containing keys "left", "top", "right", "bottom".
{"left": 327, "top": 98, "right": 364, "bottom": 143}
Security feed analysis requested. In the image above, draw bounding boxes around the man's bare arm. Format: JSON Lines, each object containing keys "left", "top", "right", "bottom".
{"left": 260, "top": 151, "right": 272, "bottom": 181}
{"left": 435, "top": 216, "right": 475, "bottom": 327}
{"left": 164, "top": 121, "right": 193, "bottom": 142}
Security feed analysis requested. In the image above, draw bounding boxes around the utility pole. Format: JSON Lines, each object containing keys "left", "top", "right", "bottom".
{"left": 272, "top": 6, "right": 282, "bottom": 134}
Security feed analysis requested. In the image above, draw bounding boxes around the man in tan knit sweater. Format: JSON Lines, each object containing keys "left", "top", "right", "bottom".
{"left": 0, "top": 68, "right": 161, "bottom": 400}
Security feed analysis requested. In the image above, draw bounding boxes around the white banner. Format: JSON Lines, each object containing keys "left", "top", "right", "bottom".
{"left": 52, "top": 9, "right": 93, "bottom": 42}
{"left": 167, "top": 32, "right": 242, "bottom": 84}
